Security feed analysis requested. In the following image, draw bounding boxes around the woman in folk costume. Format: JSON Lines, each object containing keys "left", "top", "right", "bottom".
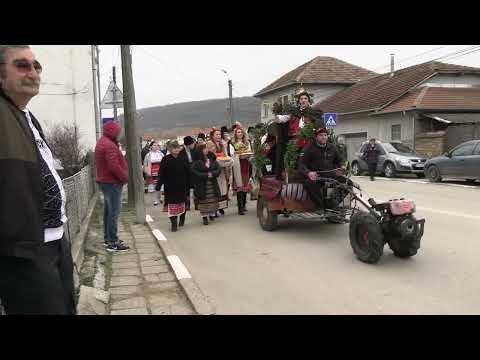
{"left": 155, "top": 141, "right": 190, "bottom": 232}
{"left": 191, "top": 144, "right": 221, "bottom": 225}
{"left": 143, "top": 142, "right": 164, "bottom": 205}
{"left": 207, "top": 128, "right": 233, "bottom": 216}
{"left": 231, "top": 126, "right": 253, "bottom": 215}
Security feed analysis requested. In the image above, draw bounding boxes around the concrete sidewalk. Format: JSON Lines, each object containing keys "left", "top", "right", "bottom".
{"left": 78, "top": 197, "right": 195, "bottom": 315}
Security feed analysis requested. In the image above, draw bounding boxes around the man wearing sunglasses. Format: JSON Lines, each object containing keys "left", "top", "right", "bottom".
{"left": 0, "top": 45, "right": 75, "bottom": 314}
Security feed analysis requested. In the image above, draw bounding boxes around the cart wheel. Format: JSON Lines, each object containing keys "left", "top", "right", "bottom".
{"left": 257, "top": 196, "right": 278, "bottom": 231}
{"left": 349, "top": 211, "right": 384, "bottom": 264}
{"left": 387, "top": 215, "right": 420, "bottom": 258}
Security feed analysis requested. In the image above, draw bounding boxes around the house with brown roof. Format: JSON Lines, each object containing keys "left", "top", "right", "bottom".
{"left": 254, "top": 56, "right": 377, "bottom": 123}
{"left": 314, "top": 61, "right": 480, "bottom": 161}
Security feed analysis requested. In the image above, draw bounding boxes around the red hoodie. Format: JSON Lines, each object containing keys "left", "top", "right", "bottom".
{"left": 95, "top": 121, "right": 129, "bottom": 184}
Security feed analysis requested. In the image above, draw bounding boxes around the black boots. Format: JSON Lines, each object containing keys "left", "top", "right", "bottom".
{"left": 242, "top": 192, "right": 248, "bottom": 212}
{"left": 170, "top": 216, "right": 178, "bottom": 232}
{"left": 237, "top": 193, "right": 245, "bottom": 215}
{"left": 179, "top": 212, "right": 186, "bottom": 227}
{"left": 203, "top": 217, "right": 209, "bottom": 225}
{"left": 237, "top": 192, "right": 248, "bottom": 215}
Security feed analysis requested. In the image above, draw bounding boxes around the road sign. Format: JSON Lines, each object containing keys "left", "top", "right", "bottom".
{"left": 323, "top": 113, "right": 337, "bottom": 128}
{"left": 101, "top": 80, "right": 124, "bottom": 109}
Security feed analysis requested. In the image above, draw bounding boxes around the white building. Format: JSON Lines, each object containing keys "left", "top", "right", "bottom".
{"left": 28, "top": 45, "right": 98, "bottom": 151}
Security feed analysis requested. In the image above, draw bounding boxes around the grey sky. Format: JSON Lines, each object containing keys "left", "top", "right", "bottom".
{"left": 99, "top": 45, "right": 480, "bottom": 115}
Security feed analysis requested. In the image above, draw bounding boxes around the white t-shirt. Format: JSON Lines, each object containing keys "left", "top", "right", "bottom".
{"left": 24, "top": 109, "right": 67, "bottom": 242}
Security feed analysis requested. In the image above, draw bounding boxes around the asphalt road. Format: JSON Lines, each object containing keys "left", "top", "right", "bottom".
{"left": 146, "top": 177, "right": 480, "bottom": 314}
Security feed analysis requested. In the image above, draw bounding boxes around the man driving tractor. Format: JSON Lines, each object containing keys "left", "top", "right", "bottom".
{"left": 298, "top": 127, "right": 342, "bottom": 209}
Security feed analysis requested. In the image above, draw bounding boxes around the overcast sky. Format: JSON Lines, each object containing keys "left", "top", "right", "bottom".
{"left": 98, "top": 45, "right": 480, "bottom": 115}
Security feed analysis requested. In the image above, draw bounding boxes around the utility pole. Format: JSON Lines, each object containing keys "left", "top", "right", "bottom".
{"left": 96, "top": 46, "right": 102, "bottom": 134}
{"left": 112, "top": 66, "right": 118, "bottom": 121}
{"left": 228, "top": 79, "right": 233, "bottom": 128}
{"left": 121, "top": 45, "right": 145, "bottom": 224}
{"left": 91, "top": 45, "right": 101, "bottom": 141}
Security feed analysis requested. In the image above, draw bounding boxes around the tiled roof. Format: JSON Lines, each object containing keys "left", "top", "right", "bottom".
{"left": 314, "top": 61, "right": 480, "bottom": 114}
{"left": 254, "top": 56, "right": 377, "bottom": 97}
{"left": 377, "top": 87, "right": 480, "bottom": 114}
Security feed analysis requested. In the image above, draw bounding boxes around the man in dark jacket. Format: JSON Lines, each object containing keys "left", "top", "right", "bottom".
{"left": 0, "top": 45, "right": 75, "bottom": 314}
{"left": 179, "top": 136, "right": 196, "bottom": 210}
{"left": 362, "top": 138, "right": 380, "bottom": 181}
{"left": 298, "top": 128, "right": 342, "bottom": 209}
{"left": 95, "top": 121, "right": 130, "bottom": 252}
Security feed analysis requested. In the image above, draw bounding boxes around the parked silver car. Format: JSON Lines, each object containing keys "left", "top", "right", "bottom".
{"left": 424, "top": 140, "right": 480, "bottom": 183}
{"left": 351, "top": 141, "right": 427, "bottom": 178}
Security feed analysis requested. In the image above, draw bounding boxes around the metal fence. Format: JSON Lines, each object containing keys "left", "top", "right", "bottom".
{"left": 62, "top": 165, "right": 97, "bottom": 243}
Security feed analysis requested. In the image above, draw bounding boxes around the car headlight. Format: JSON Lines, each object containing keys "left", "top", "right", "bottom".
{"left": 399, "top": 159, "right": 411, "bottom": 166}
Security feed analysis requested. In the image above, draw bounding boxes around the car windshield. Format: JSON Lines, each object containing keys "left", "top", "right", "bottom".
{"left": 381, "top": 143, "right": 399, "bottom": 153}
{"left": 390, "top": 143, "right": 414, "bottom": 153}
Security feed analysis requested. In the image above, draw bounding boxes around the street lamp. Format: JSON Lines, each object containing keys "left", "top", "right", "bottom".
{"left": 220, "top": 69, "right": 233, "bottom": 128}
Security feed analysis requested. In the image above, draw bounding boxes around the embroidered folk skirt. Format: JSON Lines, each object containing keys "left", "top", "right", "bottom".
{"left": 198, "top": 179, "right": 219, "bottom": 216}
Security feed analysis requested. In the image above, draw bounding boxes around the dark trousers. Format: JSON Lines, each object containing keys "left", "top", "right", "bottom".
{"left": 368, "top": 163, "right": 377, "bottom": 180}
{"left": 0, "top": 235, "right": 76, "bottom": 315}
{"left": 99, "top": 183, "right": 123, "bottom": 245}
{"left": 304, "top": 180, "right": 325, "bottom": 209}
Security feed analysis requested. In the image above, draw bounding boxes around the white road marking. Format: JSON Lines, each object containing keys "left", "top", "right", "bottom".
{"left": 167, "top": 255, "right": 192, "bottom": 280}
{"left": 355, "top": 176, "right": 478, "bottom": 189}
{"left": 152, "top": 229, "right": 167, "bottom": 241}
{"left": 416, "top": 206, "right": 480, "bottom": 221}
{"left": 146, "top": 214, "right": 154, "bottom": 223}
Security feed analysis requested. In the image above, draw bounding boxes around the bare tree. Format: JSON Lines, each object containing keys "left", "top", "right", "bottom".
{"left": 46, "top": 123, "right": 86, "bottom": 178}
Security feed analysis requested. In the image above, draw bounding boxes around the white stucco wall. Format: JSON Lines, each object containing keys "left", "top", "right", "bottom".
{"left": 257, "top": 84, "right": 348, "bottom": 123}
{"left": 28, "top": 45, "right": 97, "bottom": 151}
{"left": 333, "top": 112, "right": 415, "bottom": 145}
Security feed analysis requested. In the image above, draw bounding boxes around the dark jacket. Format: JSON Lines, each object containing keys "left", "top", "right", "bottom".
{"left": 362, "top": 144, "right": 381, "bottom": 164}
{"left": 0, "top": 89, "right": 47, "bottom": 258}
{"left": 95, "top": 122, "right": 129, "bottom": 184}
{"left": 191, "top": 152, "right": 221, "bottom": 200}
{"left": 155, "top": 154, "right": 190, "bottom": 204}
{"left": 298, "top": 141, "right": 341, "bottom": 176}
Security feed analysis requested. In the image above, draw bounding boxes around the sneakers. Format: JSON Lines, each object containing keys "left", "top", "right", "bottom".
{"left": 103, "top": 240, "right": 126, "bottom": 248}
{"left": 153, "top": 201, "right": 159, "bottom": 206}
{"left": 106, "top": 243, "right": 130, "bottom": 253}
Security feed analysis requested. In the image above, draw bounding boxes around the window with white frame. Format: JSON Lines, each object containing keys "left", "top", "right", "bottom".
{"left": 391, "top": 124, "right": 401, "bottom": 140}
{"left": 263, "top": 103, "right": 269, "bottom": 117}
{"left": 283, "top": 95, "right": 289, "bottom": 105}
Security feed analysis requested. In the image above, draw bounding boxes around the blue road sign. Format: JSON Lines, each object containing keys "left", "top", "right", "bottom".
{"left": 323, "top": 113, "right": 337, "bottom": 128}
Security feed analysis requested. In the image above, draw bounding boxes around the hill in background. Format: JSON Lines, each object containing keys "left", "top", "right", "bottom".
{"left": 119, "top": 96, "right": 262, "bottom": 138}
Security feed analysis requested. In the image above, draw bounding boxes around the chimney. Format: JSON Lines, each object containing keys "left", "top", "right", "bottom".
{"left": 390, "top": 53, "right": 395, "bottom": 77}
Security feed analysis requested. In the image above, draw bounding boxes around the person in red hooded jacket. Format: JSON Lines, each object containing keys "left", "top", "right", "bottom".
{"left": 95, "top": 121, "right": 129, "bottom": 252}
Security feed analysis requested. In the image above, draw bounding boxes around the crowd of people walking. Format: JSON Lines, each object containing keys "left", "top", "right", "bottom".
{"left": 141, "top": 122, "right": 256, "bottom": 232}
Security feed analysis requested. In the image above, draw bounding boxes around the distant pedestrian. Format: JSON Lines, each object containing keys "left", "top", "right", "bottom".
{"left": 191, "top": 144, "right": 221, "bottom": 225}
{"left": 179, "top": 136, "right": 196, "bottom": 210}
{"left": 143, "top": 141, "right": 164, "bottom": 205}
{"left": 207, "top": 128, "right": 233, "bottom": 216}
{"left": 362, "top": 138, "right": 381, "bottom": 181}
{"left": 231, "top": 126, "right": 252, "bottom": 215}
{"left": 0, "top": 45, "right": 75, "bottom": 314}
{"left": 156, "top": 140, "right": 190, "bottom": 232}
{"left": 95, "top": 121, "right": 130, "bottom": 252}
{"left": 197, "top": 133, "right": 206, "bottom": 146}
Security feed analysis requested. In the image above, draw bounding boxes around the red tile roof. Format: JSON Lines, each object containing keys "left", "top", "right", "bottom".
{"left": 254, "top": 56, "right": 377, "bottom": 97}
{"left": 377, "top": 86, "right": 480, "bottom": 114}
{"left": 314, "top": 61, "right": 480, "bottom": 114}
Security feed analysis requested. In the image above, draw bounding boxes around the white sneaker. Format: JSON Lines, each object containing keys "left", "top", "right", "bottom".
{"left": 153, "top": 201, "right": 159, "bottom": 206}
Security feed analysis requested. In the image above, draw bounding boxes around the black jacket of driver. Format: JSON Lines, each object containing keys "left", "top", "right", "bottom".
{"left": 298, "top": 141, "right": 342, "bottom": 177}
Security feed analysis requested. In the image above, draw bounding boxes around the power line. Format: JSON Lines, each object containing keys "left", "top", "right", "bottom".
{"left": 430, "top": 45, "right": 480, "bottom": 62}
{"left": 371, "top": 46, "right": 448, "bottom": 72}
{"left": 440, "top": 47, "right": 480, "bottom": 63}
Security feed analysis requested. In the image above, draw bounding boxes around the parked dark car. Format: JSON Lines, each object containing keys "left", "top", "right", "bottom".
{"left": 351, "top": 140, "right": 427, "bottom": 178}
{"left": 424, "top": 140, "right": 480, "bottom": 183}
